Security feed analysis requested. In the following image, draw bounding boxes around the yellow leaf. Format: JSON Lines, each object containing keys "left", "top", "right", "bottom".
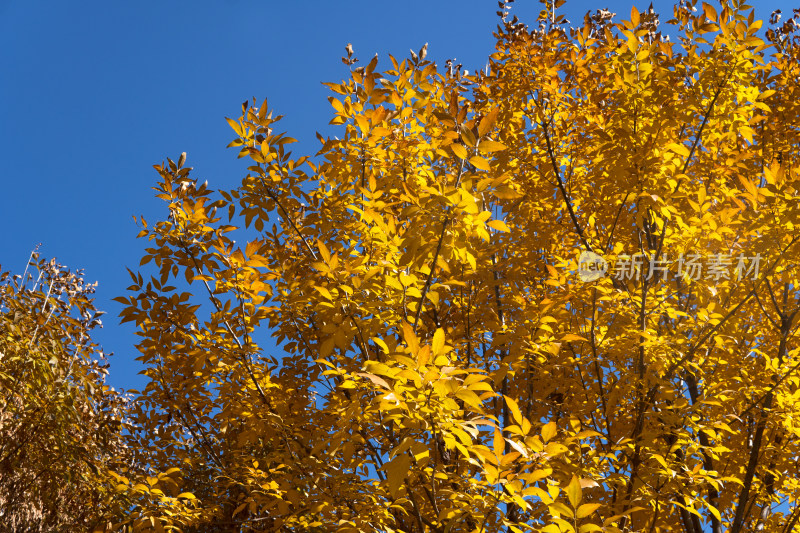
{"left": 738, "top": 175, "right": 758, "bottom": 198}
{"left": 313, "top": 285, "right": 333, "bottom": 300}
{"left": 488, "top": 219, "right": 510, "bottom": 232}
{"left": 417, "top": 344, "right": 431, "bottom": 367}
{"left": 451, "top": 144, "right": 468, "bottom": 160}
{"left": 355, "top": 372, "right": 391, "bottom": 390}
{"left": 668, "top": 142, "right": 690, "bottom": 158}
{"left": 542, "top": 421, "right": 557, "bottom": 443}
{"left": 493, "top": 429, "right": 505, "bottom": 456}
{"left": 577, "top": 503, "right": 601, "bottom": 518}
{"left": 549, "top": 501, "right": 574, "bottom": 519}
{"left": 461, "top": 126, "right": 477, "bottom": 147}
{"left": 703, "top": 2, "right": 718, "bottom": 21}
{"left": 402, "top": 322, "right": 419, "bottom": 354}
{"left": 566, "top": 475, "right": 582, "bottom": 507}
{"left": 432, "top": 328, "right": 445, "bottom": 355}
{"left": 232, "top": 502, "right": 248, "bottom": 517}
{"left": 384, "top": 454, "right": 412, "bottom": 497}
{"left": 504, "top": 395, "right": 523, "bottom": 425}
{"left": 329, "top": 96, "right": 345, "bottom": 114}
{"left": 355, "top": 114, "right": 369, "bottom": 133}
{"left": 225, "top": 117, "right": 243, "bottom": 136}
{"left": 506, "top": 438, "right": 528, "bottom": 458}
{"left": 317, "top": 241, "right": 331, "bottom": 263}
{"left": 529, "top": 486, "right": 553, "bottom": 504}
{"left": 707, "top": 503, "right": 722, "bottom": 523}
{"left": 479, "top": 140, "right": 507, "bottom": 153}
{"left": 372, "top": 337, "right": 389, "bottom": 353}
{"left": 478, "top": 108, "right": 500, "bottom": 137}
{"left": 455, "top": 388, "right": 483, "bottom": 410}
{"left": 470, "top": 156, "right": 491, "bottom": 171}
{"left": 320, "top": 337, "right": 335, "bottom": 358}
{"left": 545, "top": 442, "right": 568, "bottom": 456}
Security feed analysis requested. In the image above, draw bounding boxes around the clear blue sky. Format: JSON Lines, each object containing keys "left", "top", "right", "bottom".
{"left": 0, "top": 0, "right": 788, "bottom": 392}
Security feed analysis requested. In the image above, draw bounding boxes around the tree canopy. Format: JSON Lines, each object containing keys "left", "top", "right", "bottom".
{"left": 0, "top": 255, "right": 130, "bottom": 532}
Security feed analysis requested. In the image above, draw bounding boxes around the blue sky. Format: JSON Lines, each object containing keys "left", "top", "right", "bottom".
{"left": 0, "top": 0, "right": 788, "bottom": 392}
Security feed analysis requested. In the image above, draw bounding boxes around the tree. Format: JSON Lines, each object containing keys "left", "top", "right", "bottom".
{"left": 118, "top": 1, "right": 800, "bottom": 531}
{"left": 0, "top": 254, "right": 129, "bottom": 532}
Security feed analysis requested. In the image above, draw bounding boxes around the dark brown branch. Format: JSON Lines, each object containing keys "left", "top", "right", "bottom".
{"left": 413, "top": 157, "right": 466, "bottom": 332}
{"left": 540, "top": 115, "right": 593, "bottom": 252}
{"left": 260, "top": 177, "right": 319, "bottom": 261}
{"left": 685, "top": 371, "right": 722, "bottom": 533}
{"left": 731, "top": 321, "right": 791, "bottom": 533}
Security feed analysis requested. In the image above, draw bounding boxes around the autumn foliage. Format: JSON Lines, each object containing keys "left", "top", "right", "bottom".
{"left": 4, "top": 1, "right": 800, "bottom": 532}
{"left": 0, "top": 257, "right": 129, "bottom": 532}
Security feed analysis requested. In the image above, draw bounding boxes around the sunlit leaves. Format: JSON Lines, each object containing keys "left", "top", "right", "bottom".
{"left": 0, "top": 257, "right": 132, "bottom": 532}
{"left": 118, "top": 2, "right": 800, "bottom": 532}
